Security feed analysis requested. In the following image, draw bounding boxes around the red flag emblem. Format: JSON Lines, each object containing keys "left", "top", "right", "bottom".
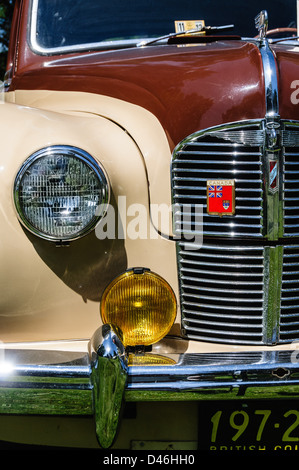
{"left": 207, "top": 180, "right": 235, "bottom": 216}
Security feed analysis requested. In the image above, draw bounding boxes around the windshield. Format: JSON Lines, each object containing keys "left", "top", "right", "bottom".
{"left": 31, "top": 0, "right": 297, "bottom": 54}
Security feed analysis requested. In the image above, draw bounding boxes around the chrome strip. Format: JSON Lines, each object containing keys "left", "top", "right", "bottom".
{"left": 263, "top": 246, "right": 283, "bottom": 344}
{"left": 29, "top": 0, "right": 144, "bottom": 55}
{"left": 0, "top": 352, "right": 92, "bottom": 414}
{"left": 257, "top": 35, "right": 279, "bottom": 118}
{"left": 127, "top": 350, "right": 299, "bottom": 396}
{"left": 256, "top": 16, "right": 282, "bottom": 245}
{"left": 262, "top": 120, "right": 283, "bottom": 241}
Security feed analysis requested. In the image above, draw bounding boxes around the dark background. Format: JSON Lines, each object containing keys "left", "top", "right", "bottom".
{"left": 0, "top": 0, "right": 14, "bottom": 79}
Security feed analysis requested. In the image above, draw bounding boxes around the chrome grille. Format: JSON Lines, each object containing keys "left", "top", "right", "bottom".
{"left": 171, "top": 123, "right": 263, "bottom": 238}
{"left": 280, "top": 245, "right": 299, "bottom": 342}
{"left": 172, "top": 119, "right": 299, "bottom": 345}
{"left": 283, "top": 124, "right": 299, "bottom": 237}
{"left": 179, "top": 242, "right": 265, "bottom": 345}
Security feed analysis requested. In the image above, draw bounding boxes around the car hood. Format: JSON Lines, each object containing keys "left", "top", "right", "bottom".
{"left": 14, "top": 40, "right": 267, "bottom": 149}
{"left": 273, "top": 43, "right": 299, "bottom": 120}
{"left": 11, "top": 39, "right": 299, "bottom": 240}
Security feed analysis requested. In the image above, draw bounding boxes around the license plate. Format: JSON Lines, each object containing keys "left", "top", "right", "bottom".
{"left": 198, "top": 401, "right": 299, "bottom": 452}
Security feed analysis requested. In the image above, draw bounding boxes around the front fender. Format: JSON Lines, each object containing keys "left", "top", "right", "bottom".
{"left": 0, "top": 102, "right": 179, "bottom": 343}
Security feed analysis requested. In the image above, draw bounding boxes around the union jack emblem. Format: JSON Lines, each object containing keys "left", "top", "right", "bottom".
{"left": 208, "top": 185, "right": 223, "bottom": 198}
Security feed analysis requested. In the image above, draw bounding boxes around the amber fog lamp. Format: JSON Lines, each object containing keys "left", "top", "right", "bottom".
{"left": 100, "top": 270, "right": 177, "bottom": 346}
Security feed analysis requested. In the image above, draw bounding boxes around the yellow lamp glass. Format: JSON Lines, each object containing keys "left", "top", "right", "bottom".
{"left": 128, "top": 353, "right": 176, "bottom": 366}
{"left": 100, "top": 270, "right": 177, "bottom": 346}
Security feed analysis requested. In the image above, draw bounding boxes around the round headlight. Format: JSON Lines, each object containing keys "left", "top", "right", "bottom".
{"left": 100, "top": 269, "right": 177, "bottom": 347}
{"left": 14, "top": 146, "right": 109, "bottom": 241}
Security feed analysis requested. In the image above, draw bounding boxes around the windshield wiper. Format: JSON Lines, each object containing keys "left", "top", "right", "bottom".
{"left": 270, "top": 36, "right": 299, "bottom": 43}
{"left": 137, "top": 24, "right": 234, "bottom": 47}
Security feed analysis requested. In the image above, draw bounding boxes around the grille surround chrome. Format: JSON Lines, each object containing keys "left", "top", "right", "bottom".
{"left": 172, "top": 119, "right": 299, "bottom": 345}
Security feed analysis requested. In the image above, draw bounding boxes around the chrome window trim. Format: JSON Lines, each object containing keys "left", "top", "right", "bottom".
{"left": 29, "top": 0, "right": 145, "bottom": 55}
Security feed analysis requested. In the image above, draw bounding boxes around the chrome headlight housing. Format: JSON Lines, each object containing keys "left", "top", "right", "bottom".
{"left": 14, "top": 146, "right": 109, "bottom": 242}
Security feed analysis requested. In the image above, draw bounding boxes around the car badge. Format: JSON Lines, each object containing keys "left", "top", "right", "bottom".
{"left": 207, "top": 180, "right": 235, "bottom": 216}
{"left": 269, "top": 160, "right": 278, "bottom": 193}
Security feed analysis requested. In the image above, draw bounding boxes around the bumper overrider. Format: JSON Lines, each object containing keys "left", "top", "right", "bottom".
{"left": 1, "top": 325, "right": 299, "bottom": 448}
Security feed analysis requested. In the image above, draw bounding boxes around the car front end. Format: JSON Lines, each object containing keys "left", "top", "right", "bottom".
{"left": 1, "top": 0, "right": 299, "bottom": 452}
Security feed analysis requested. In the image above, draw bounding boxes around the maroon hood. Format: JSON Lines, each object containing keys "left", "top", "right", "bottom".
{"left": 274, "top": 44, "right": 299, "bottom": 122}
{"left": 13, "top": 40, "right": 267, "bottom": 148}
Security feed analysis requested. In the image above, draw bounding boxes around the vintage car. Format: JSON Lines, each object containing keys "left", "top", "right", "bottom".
{"left": 1, "top": 0, "right": 299, "bottom": 452}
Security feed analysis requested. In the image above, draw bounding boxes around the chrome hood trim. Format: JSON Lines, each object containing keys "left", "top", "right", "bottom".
{"left": 258, "top": 36, "right": 279, "bottom": 119}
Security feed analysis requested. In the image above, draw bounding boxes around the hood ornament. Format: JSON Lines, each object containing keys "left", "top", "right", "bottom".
{"left": 255, "top": 10, "right": 268, "bottom": 41}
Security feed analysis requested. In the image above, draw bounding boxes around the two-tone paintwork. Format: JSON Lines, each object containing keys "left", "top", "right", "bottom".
{"left": 1, "top": 0, "right": 299, "bottom": 347}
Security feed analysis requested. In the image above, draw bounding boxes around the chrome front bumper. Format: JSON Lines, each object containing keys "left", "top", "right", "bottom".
{"left": 1, "top": 324, "right": 299, "bottom": 448}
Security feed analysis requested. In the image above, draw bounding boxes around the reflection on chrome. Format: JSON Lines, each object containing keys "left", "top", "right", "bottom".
{"left": 0, "top": 361, "right": 14, "bottom": 376}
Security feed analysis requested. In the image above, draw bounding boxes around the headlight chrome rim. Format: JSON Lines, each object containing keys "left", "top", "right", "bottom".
{"left": 14, "top": 145, "right": 110, "bottom": 242}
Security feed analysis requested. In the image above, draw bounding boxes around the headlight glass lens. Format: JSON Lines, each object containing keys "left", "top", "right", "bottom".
{"left": 100, "top": 269, "right": 177, "bottom": 346}
{"left": 14, "top": 146, "right": 109, "bottom": 241}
